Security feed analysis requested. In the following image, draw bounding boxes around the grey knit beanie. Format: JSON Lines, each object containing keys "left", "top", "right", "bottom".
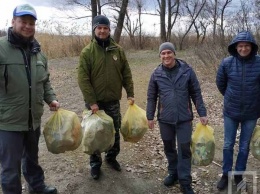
{"left": 159, "top": 42, "right": 176, "bottom": 54}
{"left": 92, "top": 15, "right": 110, "bottom": 30}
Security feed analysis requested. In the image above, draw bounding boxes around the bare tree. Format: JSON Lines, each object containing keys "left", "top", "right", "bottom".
{"left": 124, "top": 11, "right": 139, "bottom": 47}
{"left": 253, "top": 0, "right": 260, "bottom": 39}
{"left": 136, "top": 0, "right": 144, "bottom": 49}
{"left": 193, "top": 9, "right": 211, "bottom": 44}
{"left": 58, "top": 0, "right": 129, "bottom": 42}
{"left": 219, "top": 0, "right": 232, "bottom": 43}
{"left": 205, "top": 0, "right": 218, "bottom": 39}
{"left": 157, "top": 0, "right": 167, "bottom": 42}
{"left": 166, "top": 0, "right": 180, "bottom": 41}
{"left": 178, "top": 0, "right": 206, "bottom": 50}
{"left": 203, "top": 0, "right": 232, "bottom": 42}
{"left": 91, "top": 0, "right": 98, "bottom": 37}
{"left": 156, "top": 0, "right": 180, "bottom": 42}
{"left": 255, "top": 0, "right": 260, "bottom": 19}
{"left": 234, "top": 0, "right": 251, "bottom": 31}
{"left": 112, "top": 0, "right": 129, "bottom": 43}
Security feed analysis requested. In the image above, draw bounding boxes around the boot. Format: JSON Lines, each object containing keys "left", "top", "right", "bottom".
{"left": 235, "top": 175, "right": 247, "bottom": 191}
{"left": 163, "top": 174, "right": 178, "bottom": 187}
{"left": 91, "top": 167, "right": 100, "bottom": 180}
{"left": 217, "top": 174, "right": 228, "bottom": 190}
{"left": 29, "top": 185, "right": 57, "bottom": 194}
{"left": 180, "top": 184, "right": 195, "bottom": 194}
{"left": 234, "top": 175, "right": 243, "bottom": 185}
{"left": 106, "top": 159, "right": 121, "bottom": 171}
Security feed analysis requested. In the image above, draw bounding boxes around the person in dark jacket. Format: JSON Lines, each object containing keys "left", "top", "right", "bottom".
{"left": 78, "top": 15, "right": 134, "bottom": 180}
{"left": 216, "top": 31, "right": 260, "bottom": 191}
{"left": 0, "top": 4, "right": 59, "bottom": 194}
{"left": 146, "top": 42, "right": 208, "bottom": 194}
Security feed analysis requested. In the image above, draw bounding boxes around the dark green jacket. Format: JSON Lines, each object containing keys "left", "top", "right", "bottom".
{"left": 0, "top": 34, "right": 57, "bottom": 131}
{"left": 78, "top": 38, "right": 134, "bottom": 105}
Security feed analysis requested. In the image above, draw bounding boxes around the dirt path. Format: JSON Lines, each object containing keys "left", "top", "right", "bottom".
{"left": 3, "top": 51, "right": 258, "bottom": 194}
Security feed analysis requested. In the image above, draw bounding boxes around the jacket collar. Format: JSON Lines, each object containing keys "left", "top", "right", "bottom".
{"left": 7, "top": 27, "right": 41, "bottom": 54}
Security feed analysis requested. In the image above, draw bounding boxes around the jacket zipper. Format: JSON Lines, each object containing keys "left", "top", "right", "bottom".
{"left": 19, "top": 48, "right": 33, "bottom": 131}
{"left": 241, "top": 60, "right": 245, "bottom": 115}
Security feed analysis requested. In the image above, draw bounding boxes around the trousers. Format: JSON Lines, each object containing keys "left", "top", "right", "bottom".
{"left": 222, "top": 116, "right": 257, "bottom": 175}
{"left": 88, "top": 101, "right": 121, "bottom": 168}
{"left": 159, "top": 121, "right": 192, "bottom": 185}
{"left": 0, "top": 128, "right": 45, "bottom": 194}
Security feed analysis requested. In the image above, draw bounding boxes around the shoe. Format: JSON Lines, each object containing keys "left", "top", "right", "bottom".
{"left": 217, "top": 174, "right": 228, "bottom": 190}
{"left": 163, "top": 174, "right": 178, "bottom": 187}
{"left": 180, "top": 184, "right": 195, "bottom": 194}
{"left": 235, "top": 175, "right": 247, "bottom": 191}
{"left": 29, "top": 186, "right": 57, "bottom": 194}
{"left": 106, "top": 159, "right": 121, "bottom": 171}
{"left": 234, "top": 175, "right": 243, "bottom": 185}
{"left": 91, "top": 167, "right": 100, "bottom": 180}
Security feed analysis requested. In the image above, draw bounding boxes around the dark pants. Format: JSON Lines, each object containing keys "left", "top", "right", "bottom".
{"left": 159, "top": 121, "right": 192, "bottom": 185}
{"left": 0, "top": 128, "right": 45, "bottom": 194}
{"left": 88, "top": 101, "right": 121, "bottom": 168}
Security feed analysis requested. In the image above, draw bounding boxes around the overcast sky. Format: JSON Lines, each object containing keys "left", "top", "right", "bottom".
{"left": 0, "top": 0, "right": 93, "bottom": 35}
{"left": 0, "top": 0, "right": 241, "bottom": 35}
{"left": 0, "top": 0, "right": 56, "bottom": 24}
{"left": 0, "top": 0, "right": 159, "bottom": 35}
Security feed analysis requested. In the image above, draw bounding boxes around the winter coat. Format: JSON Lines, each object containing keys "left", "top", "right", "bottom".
{"left": 0, "top": 29, "right": 57, "bottom": 131}
{"left": 146, "top": 59, "right": 207, "bottom": 124}
{"left": 78, "top": 37, "right": 134, "bottom": 105}
{"left": 216, "top": 31, "right": 260, "bottom": 120}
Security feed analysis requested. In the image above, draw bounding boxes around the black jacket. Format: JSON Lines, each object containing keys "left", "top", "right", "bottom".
{"left": 146, "top": 59, "right": 207, "bottom": 124}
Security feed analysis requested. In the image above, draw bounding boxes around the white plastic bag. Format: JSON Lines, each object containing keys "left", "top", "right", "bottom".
{"left": 81, "top": 110, "right": 115, "bottom": 155}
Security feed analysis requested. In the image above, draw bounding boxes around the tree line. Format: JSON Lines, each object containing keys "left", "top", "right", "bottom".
{"left": 61, "top": 0, "right": 260, "bottom": 50}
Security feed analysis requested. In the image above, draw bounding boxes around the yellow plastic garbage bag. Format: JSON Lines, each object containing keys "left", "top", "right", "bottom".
{"left": 120, "top": 103, "right": 148, "bottom": 143}
{"left": 250, "top": 125, "right": 260, "bottom": 161}
{"left": 43, "top": 108, "right": 82, "bottom": 154}
{"left": 191, "top": 122, "right": 215, "bottom": 166}
{"left": 81, "top": 110, "right": 115, "bottom": 155}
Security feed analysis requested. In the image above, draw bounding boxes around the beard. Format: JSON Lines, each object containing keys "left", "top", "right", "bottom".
{"left": 12, "top": 29, "right": 34, "bottom": 45}
{"left": 14, "top": 32, "right": 34, "bottom": 43}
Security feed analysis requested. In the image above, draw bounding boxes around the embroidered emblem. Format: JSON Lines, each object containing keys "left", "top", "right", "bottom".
{"left": 113, "top": 55, "right": 117, "bottom": 61}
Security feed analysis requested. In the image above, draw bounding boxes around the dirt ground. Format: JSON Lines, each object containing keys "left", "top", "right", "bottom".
{"left": 4, "top": 50, "right": 259, "bottom": 194}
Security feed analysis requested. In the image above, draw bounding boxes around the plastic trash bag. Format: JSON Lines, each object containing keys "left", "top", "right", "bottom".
{"left": 120, "top": 103, "right": 148, "bottom": 143}
{"left": 191, "top": 122, "right": 215, "bottom": 166}
{"left": 43, "top": 108, "right": 82, "bottom": 154}
{"left": 81, "top": 110, "right": 115, "bottom": 155}
{"left": 250, "top": 125, "right": 260, "bottom": 161}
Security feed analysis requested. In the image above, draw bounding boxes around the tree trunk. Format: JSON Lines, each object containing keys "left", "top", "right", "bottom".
{"left": 113, "top": 0, "right": 129, "bottom": 43}
{"left": 166, "top": 0, "right": 171, "bottom": 41}
{"left": 91, "top": 0, "right": 98, "bottom": 38}
{"left": 138, "top": 4, "right": 143, "bottom": 49}
{"left": 159, "top": 0, "right": 166, "bottom": 42}
{"left": 213, "top": 0, "right": 217, "bottom": 40}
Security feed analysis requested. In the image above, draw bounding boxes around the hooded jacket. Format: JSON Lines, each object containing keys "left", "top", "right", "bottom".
{"left": 216, "top": 31, "right": 260, "bottom": 120}
{"left": 146, "top": 59, "right": 207, "bottom": 124}
{"left": 78, "top": 37, "right": 134, "bottom": 105}
{"left": 0, "top": 28, "right": 57, "bottom": 131}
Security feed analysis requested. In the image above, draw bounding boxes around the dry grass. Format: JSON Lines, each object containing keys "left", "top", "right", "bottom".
{"left": 36, "top": 33, "right": 90, "bottom": 59}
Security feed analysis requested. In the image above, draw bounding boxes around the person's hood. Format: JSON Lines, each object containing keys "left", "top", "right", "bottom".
{"left": 228, "top": 31, "right": 258, "bottom": 56}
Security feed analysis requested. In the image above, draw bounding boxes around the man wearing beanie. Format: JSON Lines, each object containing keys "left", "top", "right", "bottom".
{"left": 0, "top": 4, "right": 59, "bottom": 194}
{"left": 78, "top": 15, "right": 134, "bottom": 180}
{"left": 146, "top": 42, "right": 208, "bottom": 194}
